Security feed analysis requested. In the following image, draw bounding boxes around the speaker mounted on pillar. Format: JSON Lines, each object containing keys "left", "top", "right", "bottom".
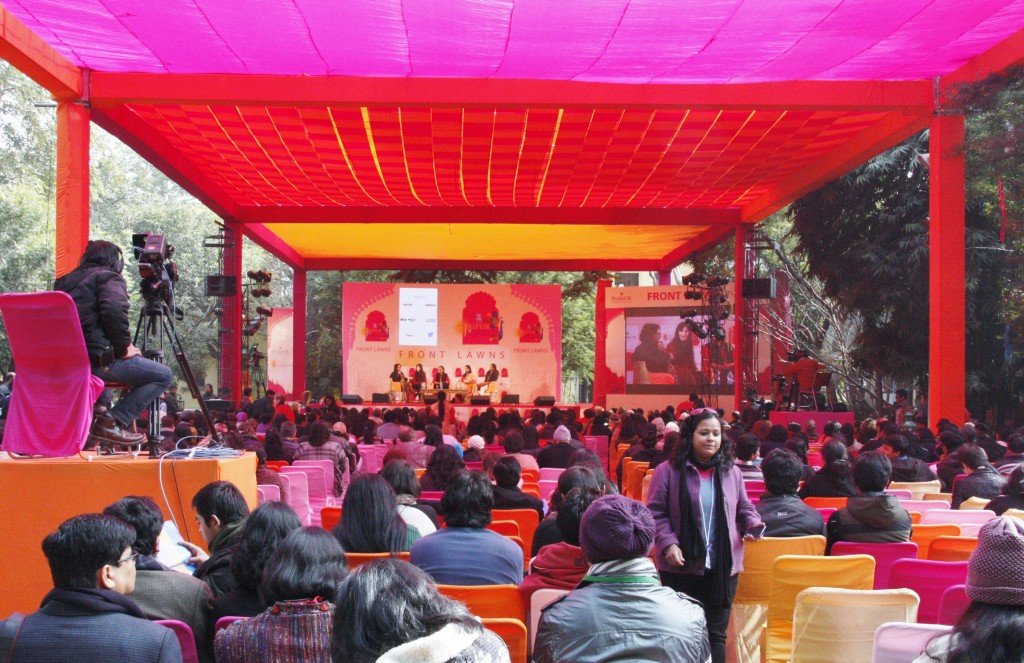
{"left": 741, "top": 277, "right": 776, "bottom": 299}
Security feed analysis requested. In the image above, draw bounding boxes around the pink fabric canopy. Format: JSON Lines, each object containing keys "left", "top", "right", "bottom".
{"left": 5, "top": 0, "right": 1024, "bottom": 82}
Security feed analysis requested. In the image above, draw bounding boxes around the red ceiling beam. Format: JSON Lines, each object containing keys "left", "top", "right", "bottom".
{"left": 940, "top": 28, "right": 1024, "bottom": 94}
{"left": 304, "top": 257, "right": 662, "bottom": 271}
{"left": 242, "top": 224, "right": 305, "bottom": 270}
{"left": 659, "top": 225, "right": 739, "bottom": 270}
{"left": 91, "top": 106, "right": 241, "bottom": 221}
{"left": 239, "top": 205, "right": 739, "bottom": 226}
{"left": 0, "top": 7, "right": 82, "bottom": 99}
{"left": 89, "top": 73, "right": 934, "bottom": 112}
{"left": 740, "top": 112, "right": 930, "bottom": 223}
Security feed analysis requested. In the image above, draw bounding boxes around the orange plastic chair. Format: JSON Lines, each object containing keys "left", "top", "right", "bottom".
{"left": 625, "top": 461, "right": 650, "bottom": 500}
{"left": 437, "top": 584, "right": 528, "bottom": 623}
{"left": 927, "top": 536, "right": 978, "bottom": 562}
{"left": 265, "top": 460, "right": 288, "bottom": 471}
{"left": 911, "top": 524, "right": 961, "bottom": 559}
{"left": 521, "top": 483, "right": 541, "bottom": 498}
{"left": 612, "top": 444, "right": 630, "bottom": 481}
{"left": 910, "top": 511, "right": 922, "bottom": 524}
{"left": 641, "top": 469, "right": 655, "bottom": 504}
{"left": 804, "top": 497, "right": 848, "bottom": 510}
{"left": 321, "top": 506, "right": 342, "bottom": 532}
{"left": 492, "top": 509, "right": 540, "bottom": 555}
{"left": 766, "top": 554, "right": 875, "bottom": 663}
{"left": 344, "top": 551, "right": 410, "bottom": 569}
{"left": 482, "top": 618, "right": 528, "bottom": 663}
{"left": 521, "top": 468, "right": 539, "bottom": 484}
{"left": 487, "top": 520, "right": 521, "bottom": 537}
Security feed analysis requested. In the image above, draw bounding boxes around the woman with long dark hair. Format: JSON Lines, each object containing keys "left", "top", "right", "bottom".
{"left": 667, "top": 321, "right": 698, "bottom": 386}
{"left": 420, "top": 445, "right": 465, "bottom": 492}
{"left": 647, "top": 409, "right": 762, "bottom": 663}
{"left": 332, "top": 474, "right": 418, "bottom": 553}
{"left": 798, "top": 439, "right": 856, "bottom": 498}
{"left": 985, "top": 464, "right": 1024, "bottom": 515}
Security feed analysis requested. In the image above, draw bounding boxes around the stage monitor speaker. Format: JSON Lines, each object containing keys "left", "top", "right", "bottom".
{"left": 741, "top": 277, "right": 776, "bottom": 299}
{"left": 501, "top": 394, "right": 520, "bottom": 405}
{"left": 205, "top": 398, "right": 233, "bottom": 413}
{"left": 831, "top": 402, "right": 849, "bottom": 412}
{"left": 340, "top": 394, "right": 364, "bottom": 405}
{"left": 470, "top": 395, "right": 492, "bottom": 406}
{"left": 423, "top": 394, "right": 438, "bottom": 404}
{"left": 534, "top": 396, "right": 556, "bottom": 407}
{"left": 371, "top": 393, "right": 389, "bottom": 404}
{"left": 204, "top": 275, "right": 238, "bottom": 297}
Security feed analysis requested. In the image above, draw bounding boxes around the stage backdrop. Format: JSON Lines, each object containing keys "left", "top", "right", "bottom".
{"left": 342, "top": 283, "right": 562, "bottom": 402}
{"left": 267, "top": 307, "right": 294, "bottom": 396}
{"left": 599, "top": 285, "right": 736, "bottom": 412}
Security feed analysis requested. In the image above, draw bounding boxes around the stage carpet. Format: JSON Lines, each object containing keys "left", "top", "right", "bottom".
{"left": 0, "top": 452, "right": 256, "bottom": 618}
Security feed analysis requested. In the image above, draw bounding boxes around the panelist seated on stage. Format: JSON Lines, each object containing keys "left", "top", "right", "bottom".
{"left": 433, "top": 366, "right": 451, "bottom": 390}
{"left": 480, "top": 363, "right": 500, "bottom": 394}
{"left": 460, "top": 365, "right": 477, "bottom": 390}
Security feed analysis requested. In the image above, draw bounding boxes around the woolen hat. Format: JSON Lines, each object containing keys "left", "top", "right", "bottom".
{"left": 466, "top": 435, "right": 486, "bottom": 450}
{"left": 579, "top": 494, "right": 655, "bottom": 563}
{"left": 966, "top": 516, "right": 1024, "bottom": 605}
{"left": 553, "top": 425, "right": 571, "bottom": 442}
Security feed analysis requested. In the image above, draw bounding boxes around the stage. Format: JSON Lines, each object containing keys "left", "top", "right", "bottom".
{"left": 768, "top": 410, "right": 856, "bottom": 432}
{"left": 0, "top": 452, "right": 256, "bottom": 617}
{"left": 349, "top": 402, "right": 585, "bottom": 423}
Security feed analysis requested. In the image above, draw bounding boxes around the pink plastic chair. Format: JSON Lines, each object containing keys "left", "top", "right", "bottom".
{"left": 887, "top": 559, "right": 969, "bottom": 623}
{"left": 281, "top": 466, "right": 327, "bottom": 526}
{"left": 744, "top": 480, "right": 766, "bottom": 493}
{"left": 899, "top": 499, "right": 952, "bottom": 514}
{"left": 816, "top": 507, "right": 837, "bottom": 523}
{"left": 294, "top": 459, "right": 336, "bottom": 498}
{"left": 919, "top": 510, "right": 996, "bottom": 526}
{"left": 256, "top": 484, "right": 281, "bottom": 504}
{"left": 0, "top": 292, "right": 106, "bottom": 456}
{"left": 420, "top": 491, "right": 444, "bottom": 501}
{"left": 584, "top": 436, "right": 608, "bottom": 471}
{"left": 885, "top": 489, "right": 914, "bottom": 500}
{"left": 155, "top": 619, "right": 199, "bottom": 663}
{"left": 465, "top": 461, "right": 484, "bottom": 470}
{"left": 937, "top": 584, "right": 970, "bottom": 625}
{"left": 539, "top": 479, "right": 558, "bottom": 500}
{"left": 831, "top": 541, "right": 919, "bottom": 588}
{"left": 276, "top": 472, "right": 312, "bottom": 526}
{"left": 215, "top": 616, "right": 249, "bottom": 632}
{"left": 358, "top": 444, "right": 386, "bottom": 473}
{"left": 539, "top": 467, "right": 564, "bottom": 482}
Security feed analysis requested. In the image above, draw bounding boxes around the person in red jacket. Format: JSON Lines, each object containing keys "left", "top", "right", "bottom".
{"left": 520, "top": 487, "right": 596, "bottom": 601}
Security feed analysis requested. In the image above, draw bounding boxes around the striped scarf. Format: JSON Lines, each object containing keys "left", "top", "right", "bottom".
{"left": 578, "top": 557, "right": 660, "bottom": 587}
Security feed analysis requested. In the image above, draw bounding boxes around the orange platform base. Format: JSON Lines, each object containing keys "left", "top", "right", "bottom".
{"left": 0, "top": 452, "right": 257, "bottom": 618}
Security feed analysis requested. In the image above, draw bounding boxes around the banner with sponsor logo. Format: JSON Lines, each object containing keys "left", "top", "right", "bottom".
{"left": 266, "top": 307, "right": 294, "bottom": 397}
{"left": 342, "top": 283, "right": 561, "bottom": 402}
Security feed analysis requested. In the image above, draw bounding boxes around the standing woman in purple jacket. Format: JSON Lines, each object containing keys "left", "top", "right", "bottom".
{"left": 647, "top": 409, "right": 763, "bottom": 663}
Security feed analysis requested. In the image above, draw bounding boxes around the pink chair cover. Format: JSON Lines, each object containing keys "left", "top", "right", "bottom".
{"left": 277, "top": 468, "right": 312, "bottom": 525}
{"left": 885, "top": 489, "right": 914, "bottom": 499}
{"left": 294, "top": 459, "right": 336, "bottom": 498}
{"left": 357, "top": 444, "right": 385, "bottom": 473}
{"left": 937, "top": 584, "right": 970, "bottom": 625}
{"left": 0, "top": 292, "right": 105, "bottom": 456}
{"left": 899, "top": 499, "right": 952, "bottom": 514}
{"left": 831, "top": 541, "right": 919, "bottom": 589}
{"left": 256, "top": 484, "right": 281, "bottom": 504}
{"left": 155, "top": 619, "right": 199, "bottom": 663}
{"left": 420, "top": 491, "right": 444, "bottom": 501}
{"left": 584, "top": 436, "right": 608, "bottom": 471}
{"left": 539, "top": 467, "right": 564, "bottom": 482}
{"left": 539, "top": 480, "right": 558, "bottom": 500}
{"left": 281, "top": 466, "right": 327, "bottom": 526}
{"left": 887, "top": 559, "right": 969, "bottom": 623}
{"left": 920, "top": 509, "right": 997, "bottom": 526}
{"left": 816, "top": 507, "right": 837, "bottom": 522}
{"left": 214, "top": 616, "right": 249, "bottom": 632}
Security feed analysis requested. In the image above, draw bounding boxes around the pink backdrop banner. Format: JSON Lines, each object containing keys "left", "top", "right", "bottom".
{"left": 267, "top": 307, "right": 294, "bottom": 397}
{"left": 342, "top": 283, "right": 561, "bottom": 402}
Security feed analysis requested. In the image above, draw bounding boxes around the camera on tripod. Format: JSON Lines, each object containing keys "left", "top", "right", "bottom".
{"left": 132, "top": 233, "right": 179, "bottom": 311}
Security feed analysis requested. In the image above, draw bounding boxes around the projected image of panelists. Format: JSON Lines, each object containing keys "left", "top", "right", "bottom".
{"left": 624, "top": 309, "right": 734, "bottom": 396}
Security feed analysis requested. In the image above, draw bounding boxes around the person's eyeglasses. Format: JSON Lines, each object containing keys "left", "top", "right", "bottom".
{"left": 111, "top": 552, "right": 140, "bottom": 567}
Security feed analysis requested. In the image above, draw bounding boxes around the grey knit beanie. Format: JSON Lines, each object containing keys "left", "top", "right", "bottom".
{"left": 966, "top": 516, "right": 1024, "bottom": 606}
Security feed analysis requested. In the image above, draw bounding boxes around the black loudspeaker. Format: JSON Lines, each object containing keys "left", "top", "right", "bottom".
{"left": 470, "top": 395, "right": 492, "bottom": 406}
{"left": 204, "top": 275, "right": 238, "bottom": 297}
{"left": 741, "top": 277, "right": 776, "bottom": 299}
{"left": 340, "top": 394, "right": 364, "bottom": 405}
{"left": 501, "top": 394, "right": 520, "bottom": 405}
{"left": 371, "top": 393, "right": 389, "bottom": 404}
{"left": 205, "top": 398, "right": 233, "bottom": 412}
{"left": 831, "top": 402, "right": 849, "bottom": 412}
{"left": 423, "top": 394, "right": 438, "bottom": 404}
{"left": 534, "top": 396, "right": 556, "bottom": 407}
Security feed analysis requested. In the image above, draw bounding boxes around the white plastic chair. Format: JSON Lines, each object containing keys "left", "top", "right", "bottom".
{"left": 529, "top": 588, "right": 569, "bottom": 651}
{"left": 872, "top": 622, "right": 951, "bottom": 663}
{"left": 919, "top": 509, "right": 996, "bottom": 526}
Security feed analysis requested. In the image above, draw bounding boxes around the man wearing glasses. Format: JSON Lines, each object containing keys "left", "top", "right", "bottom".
{"left": 0, "top": 514, "right": 181, "bottom": 662}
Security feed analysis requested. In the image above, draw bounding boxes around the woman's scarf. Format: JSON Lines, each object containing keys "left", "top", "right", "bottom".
{"left": 676, "top": 454, "right": 734, "bottom": 606}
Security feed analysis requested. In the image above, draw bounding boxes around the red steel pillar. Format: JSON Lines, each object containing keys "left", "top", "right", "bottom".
{"left": 593, "top": 278, "right": 611, "bottom": 408}
{"left": 657, "top": 269, "right": 672, "bottom": 286}
{"left": 733, "top": 226, "right": 747, "bottom": 410}
{"left": 292, "top": 269, "right": 307, "bottom": 398}
{"left": 928, "top": 112, "right": 966, "bottom": 426}
{"left": 220, "top": 222, "right": 243, "bottom": 404}
{"left": 55, "top": 100, "right": 89, "bottom": 277}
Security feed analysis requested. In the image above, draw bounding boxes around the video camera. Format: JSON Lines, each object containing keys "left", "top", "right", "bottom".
{"left": 132, "top": 233, "right": 180, "bottom": 309}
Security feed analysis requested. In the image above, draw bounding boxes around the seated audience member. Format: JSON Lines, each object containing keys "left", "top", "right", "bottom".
{"left": 760, "top": 424, "right": 789, "bottom": 458}
{"left": 995, "top": 433, "right": 1024, "bottom": 473}
{"left": 296, "top": 421, "right": 349, "bottom": 498}
{"left": 491, "top": 456, "right": 545, "bottom": 519}
{"left": 629, "top": 423, "right": 671, "bottom": 469}
{"left": 916, "top": 517, "right": 1024, "bottom": 663}
{"left": 3, "top": 514, "right": 181, "bottom": 662}
{"left": 253, "top": 448, "right": 285, "bottom": 492}
{"left": 798, "top": 440, "right": 856, "bottom": 498}
{"left": 102, "top": 496, "right": 214, "bottom": 661}
{"left": 502, "top": 429, "right": 540, "bottom": 472}
{"left": 212, "top": 501, "right": 302, "bottom": 622}
{"left": 882, "top": 434, "right": 939, "bottom": 482}
{"left": 756, "top": 450, "right": 826, "bottom": 537}
{"left": 263, "top": 428, "right": 292, "bottom": 464}
{"left": 532, "top": 466, "right": 605, "bottom": 556}
{"left": 952, "top": 444, "right": 1006, "bottom": 509}
{"left": 331, "top": 558, "right": 509, "bottom": 663}
{"left": 826, "top": 451, "right": 912, "bottom": 553}
{"left": 784, "top": 438, "right": 817, "bottom": 483}
{"left": 615, "top": 424, "right": 652, "bottom": 487}
{"left": 462, "top": 434, "right": 486, "bottom": 463}
{"left": 181, "top": 481, "right": 250, "bottom": 597}
{"left": 985, "top": 465, "right": 1024, "bottom": 516}
{"left": 420, "top": 444, "right": 466, "bottom": 492}
{"left": 520, "top": 487, "right": 595, "bottom": 601}
{"left": 215, "top": 528, "right": 346, "bottom": 663}
{"left": 333, "top": 474, "right": 419, "bottom": 553}
{"left": 734, "top": 434, "right": 763, "bottom": 481}
{"left": 380, "top": 460, "right": 439, "bottom": 533}
{"left": 395, "top": 425, "right": 432, "bottom": 469}
{"left": 568, "top": 447, "right": 618, "bottom": 496}
{"left": 279, "top": 421, "right": 300, "bottom": 459}
{"left": 936, "top": 428, "right": 968, "bottom": 492}
{"left": 537, "top": 425, "right": 578, "bottom": 469}
{"left": 534, "top": 495, "right": 710, "bottom": 663}
{"left": 410, "top": 470, "right": 523, "bottom": 585}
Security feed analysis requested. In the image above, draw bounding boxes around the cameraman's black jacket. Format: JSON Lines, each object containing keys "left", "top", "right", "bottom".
{"left": 54, "top": 265, "right": 131, "bottom": 364}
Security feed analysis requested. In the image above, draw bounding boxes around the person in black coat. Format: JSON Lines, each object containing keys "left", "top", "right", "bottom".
{"left": 882, "top": 434, "right": 938, "bottom": 483}
{"left": 4, "top": 514, "right": 181, "bottom": 663}
{"left": 491, "top": 456, "right": 545, "bottom": 520}
{"left": 798, "top": 440, "right": 856, "bottom": 498}
{"left": 537, "top": 426, "right": 577, "bottom": 469}
{"left": 179, "top": 482, "right": 251, "bottom": 598}
{"left": 756, "top": 450, "right": 826, "bottom": 537}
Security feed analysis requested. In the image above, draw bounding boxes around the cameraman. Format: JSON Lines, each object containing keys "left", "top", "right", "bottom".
{"left": 55, "top": 240, "right": 172, "bottom": 447}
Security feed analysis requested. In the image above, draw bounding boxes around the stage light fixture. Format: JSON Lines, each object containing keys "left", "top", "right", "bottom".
{"left": 682, "top": 273, "right": 706, "bottom": 286}
{"left": 706, "top": 276, "right": 731, "bottom": 288}
{"left": 243, "top": 319, "right": 263, "bottom": 337}
{"left": 255, "top": 306, "right": 274, "bottom": 317}
{"left": 247, "top": 269, "right": 273, "bottom": 283}
{"left": 711, "top": 325, "right": 727, "bottom": 340}
{"left": 718, "top": 310, "right": 730, "bottom": 321}
{"left": 684, "top": 291, "right": 702, "bottom": 300}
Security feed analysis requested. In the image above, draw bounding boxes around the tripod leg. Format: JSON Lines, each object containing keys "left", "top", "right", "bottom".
{"left": 159, "top": 315, "right": 217, "bottom": 438}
